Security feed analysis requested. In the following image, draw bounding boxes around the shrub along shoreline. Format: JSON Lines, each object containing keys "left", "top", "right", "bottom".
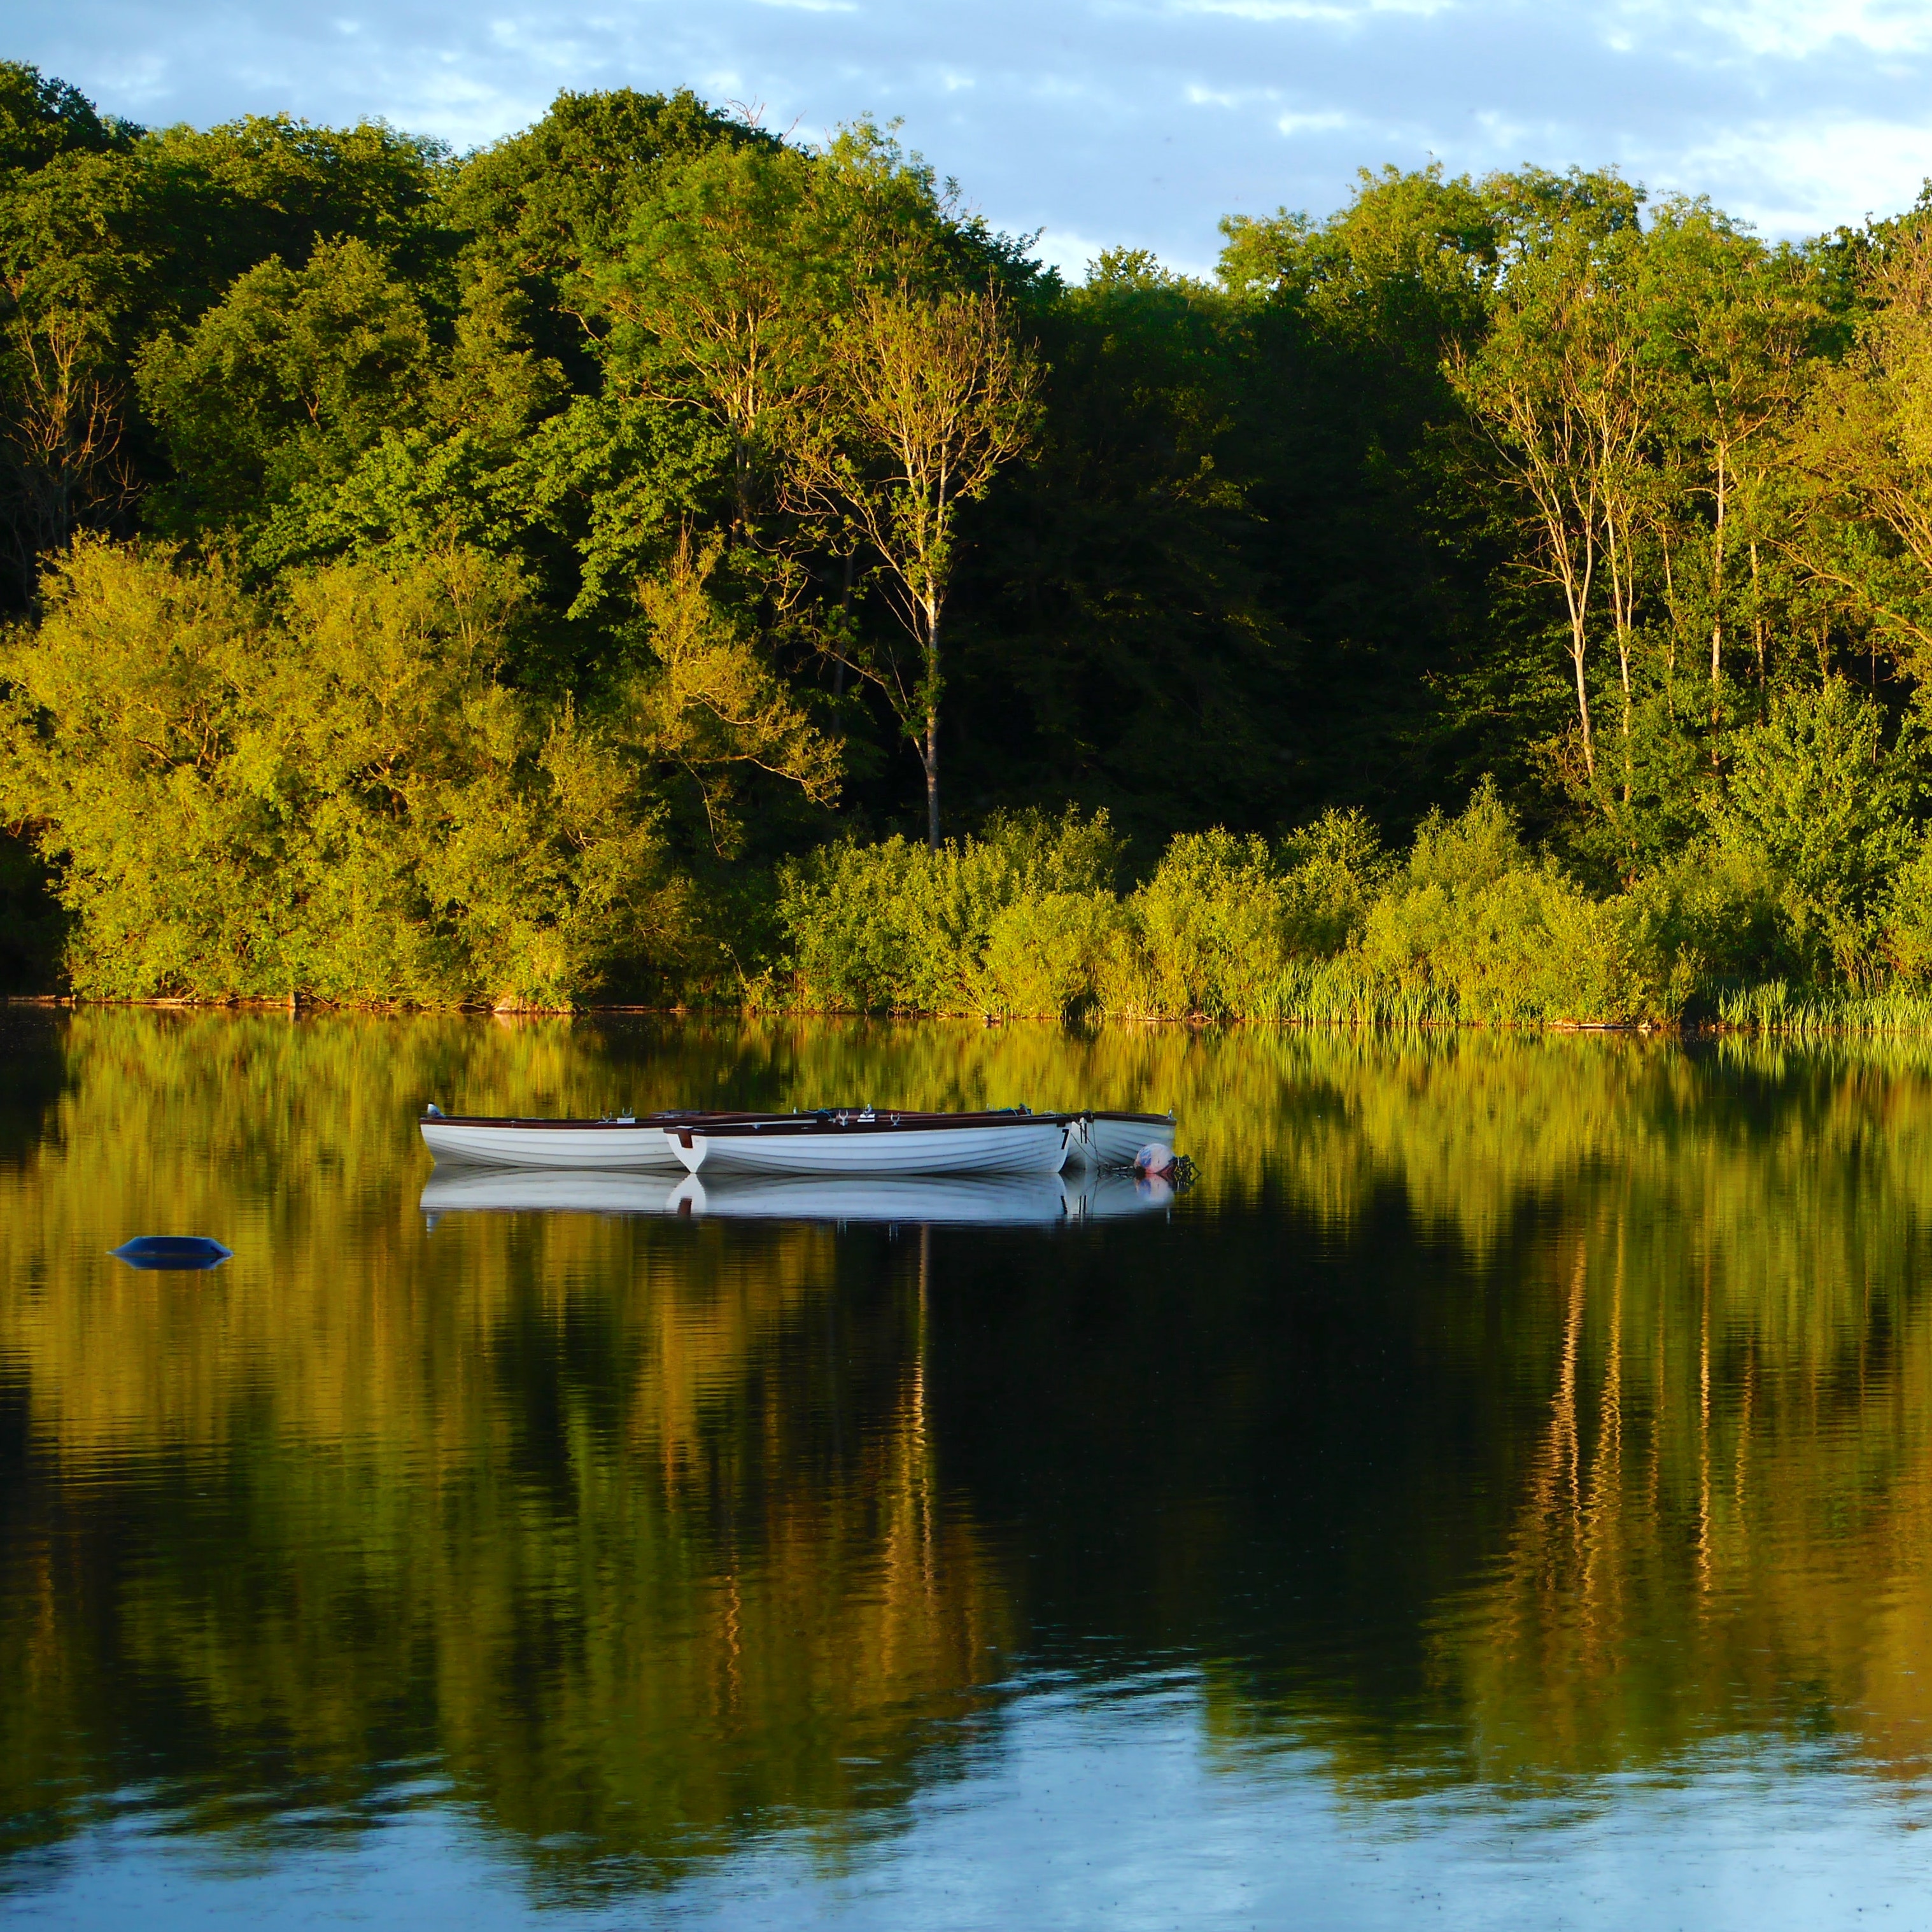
{"left": 15, "top": 777, "right": 1932, "bottom": 1032}
{"left": 771, "top": 777, "right": 1932, "bottom": 1033}
{"left": 16, "top": 773, "right": 1907, "bottom": 1032}
{"left": 11, "top": 645, "right": 1932, "bottom": 1031}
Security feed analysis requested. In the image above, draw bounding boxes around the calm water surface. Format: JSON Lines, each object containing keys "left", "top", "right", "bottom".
{"left": 5, "top": 1012, "right": 1932, "bottom": 1927}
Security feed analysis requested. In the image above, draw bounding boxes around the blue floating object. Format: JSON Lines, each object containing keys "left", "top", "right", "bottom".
{"left": 111, "top": 1236, "right": 233, "bottom": 1272}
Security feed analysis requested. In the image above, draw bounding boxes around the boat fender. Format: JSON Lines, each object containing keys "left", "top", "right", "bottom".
{"left": 1134, "top": 1142, "right": 1177, "bottom": 1180}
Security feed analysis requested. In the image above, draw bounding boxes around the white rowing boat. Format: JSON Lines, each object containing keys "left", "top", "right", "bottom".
{"left": 420, "top": 1106, "right": 1180, "bottom": 1179}
{"left": 418, "top": 1110, "right": 774, "bottom": 1171}
{"left": 1064, "top": 1110, "right": 1179, "bottom": 1170}
{"left": 667, "top": 1110, "right": 1073, "bottom": 1178}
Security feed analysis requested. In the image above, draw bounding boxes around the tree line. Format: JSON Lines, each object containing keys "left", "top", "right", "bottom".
{"left": 3, "top": 59, "right": 1932, "bottom": 1010}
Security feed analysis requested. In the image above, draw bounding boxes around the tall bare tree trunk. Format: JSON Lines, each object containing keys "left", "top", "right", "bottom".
{"left": 789, "top": 281, "right": 1038, "bottom": 844}
{"left": 1662, "top": 530, "right": 1679, "bottom": 720}
{"left": 1602, "top": 484, "right": 1637, "bottom": 801}
{"left": 1559, "top": 519, "right": 1597, "bottom": 780}
{"left": 1571, "top": 624, "right": 1595, "bottom": 779}
{"left": 923, "top": 612, "right": 940, "bottom": 850}
{"left": 924, "top": 705, "right": 939, "bottom": 850}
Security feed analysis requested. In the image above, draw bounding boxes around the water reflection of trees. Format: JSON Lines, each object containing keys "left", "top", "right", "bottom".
{"left": 10, "top": 1015, "right": 1932, "bottom": 1890}
{"left": 0, "top": 1013, "right": 1016, "bottom": 1896}
{"left": 1180, "top": 1031, "right": 1932, "bottom": 1791}
{"left": 1435, "top": 1210, "right": 1932, "bottom": 1789}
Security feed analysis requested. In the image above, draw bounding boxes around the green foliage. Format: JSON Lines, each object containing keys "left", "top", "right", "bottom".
{"left": 0, "top": 60, "right": 135, "bottom": 171}
{"left": 0, "top": 538, "right": 834, "bottom": 1004}
{"left": 595, "top": 141, "right": 833, "bottom": 525}
{"left": 779, "top": 788, "right": 1683, "bottom": 1025}
{"left": 1883, "top": 832, "right": 1932, "bottom": 984}
{"left": 138, "top": 237, "right": 437, "bottom": 531}
{"left": 444, "top": 87, "right": 766, "bottom": 294}
{"left": 1712, "top": 679, "right": 1924, "bottom": 978}
{"left": 1219, "top": 161, "right": 1495, "bottom": 356}
{"left": 14, "top": 69, "right": 1932, "bottom": 1022}
{"left": 780, "top": 808, "right": 1122, "bottom": 1015}
{"left": 1120, "top": 829, "right": 1292, "bottom": 1019}
{"left": 1277, "top": 807, "right": 1397, "bottom": 950}
{"left": 1358, "top": 787, "right": 1681, "bottom": 1024}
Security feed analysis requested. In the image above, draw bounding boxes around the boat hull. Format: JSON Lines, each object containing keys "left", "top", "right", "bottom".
{"left": 673, "top": 1117, "right": 1071, "bottom": 1177}
{"left": 420, "top": 1120, "right": 682, "bottom": 1170}
{"left": 1078, "top": 1112, "right": 1179, "bottom": 1170}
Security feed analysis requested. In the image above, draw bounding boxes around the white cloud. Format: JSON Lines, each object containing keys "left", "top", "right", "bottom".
{"left": 1678, "top": 0, "right": 1932, "bottom": 60}
{"left": 1276, "top": 109, "right": 1352, "bottom": 136}
{"left": 1661, "top": 112, "right": 1932, "bottom": 231}
{"left": 1034, "top": 225, "right": 1118, "bottom": 276}
{"left": 1185, "top": 81, "right": 1281, "bottom": 106}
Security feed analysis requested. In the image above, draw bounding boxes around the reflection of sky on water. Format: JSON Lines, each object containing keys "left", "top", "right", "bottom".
{"left": 17, "top": 1677, "right": 1932, "bottom": 1930}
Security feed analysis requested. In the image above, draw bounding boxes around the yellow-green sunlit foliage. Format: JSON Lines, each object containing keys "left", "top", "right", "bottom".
{"left": 0, "top": 539, "right": 833, "bottom": 1006}
{"left": 782, "top": 788, "right": 1689, "bottom": 1023}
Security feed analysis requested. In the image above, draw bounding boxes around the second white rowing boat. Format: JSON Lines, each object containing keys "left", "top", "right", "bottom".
{"left": 1066, "top": 1110, "right": 1180, "bottom": 1170}
{"left": 419, "top": 1110, "right": 772, "bottom": 1170}
{"left": 666, "top": 1110, "right": 1073, "bottom": 1177}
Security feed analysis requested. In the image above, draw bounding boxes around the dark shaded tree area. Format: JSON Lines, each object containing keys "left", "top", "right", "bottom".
{"left": 6, "top": 60, "right": 1932, "bottom": 1004}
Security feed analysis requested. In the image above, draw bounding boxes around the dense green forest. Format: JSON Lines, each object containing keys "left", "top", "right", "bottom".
{"left": 3, "top": 58, "right": 1932, "bottom": 1017}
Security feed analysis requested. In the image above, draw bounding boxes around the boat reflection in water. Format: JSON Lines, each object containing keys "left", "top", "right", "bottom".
{"left": 418, "top": 1164, "right": 1176, "bottom": 1229}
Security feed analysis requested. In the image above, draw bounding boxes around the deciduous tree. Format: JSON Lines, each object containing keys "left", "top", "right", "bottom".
{"left": 794, "top": 282, "right": 1039, "bottom": 847}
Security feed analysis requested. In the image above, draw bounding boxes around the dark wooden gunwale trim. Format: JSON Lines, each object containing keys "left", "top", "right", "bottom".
{"left": 687, "top": 1113, "right": 1075, "bottom": 1140}
{"left": 425, "top": 1112, "right": 774, "bottom": 1130}
{"left": 425, "top": 1110, "right": 1074, "bottom": 1133}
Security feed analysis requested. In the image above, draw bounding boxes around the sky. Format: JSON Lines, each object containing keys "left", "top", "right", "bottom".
{"left": 10, "top": 0, "right": 1932, "bottom": 277}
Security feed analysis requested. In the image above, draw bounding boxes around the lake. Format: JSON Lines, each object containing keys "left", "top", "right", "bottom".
{"left": 5, "top": 1010, "right": 1932, "bottom": 1928}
